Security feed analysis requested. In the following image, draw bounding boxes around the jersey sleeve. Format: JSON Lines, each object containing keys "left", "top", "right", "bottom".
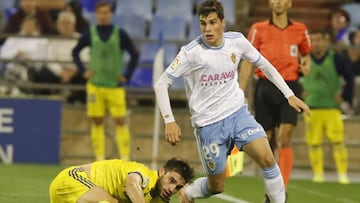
{"left": 165, "top": 47, "right": 191, "bottom": 78}
{"left": 154, "top": 48, "right": 191, "bottom": 124}
{"left": 126, "top": 164, "right": 153, "bottom": 189}
{"left": 298, "top": 26, "right": 312, "bottom": 55}
{"left": 238, "top": 36, "right": 262, "bottom": 64}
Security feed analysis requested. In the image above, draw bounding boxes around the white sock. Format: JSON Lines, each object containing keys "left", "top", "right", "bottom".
{"left": 262, "top": 164, "right": 286, "bottom": 203}
{"left": 185, "top": 177, "right": 212, "bottom": 200}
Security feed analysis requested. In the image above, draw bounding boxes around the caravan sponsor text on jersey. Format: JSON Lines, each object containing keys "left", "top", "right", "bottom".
{"left": 200, "top": 70, "right": 235, "bottom": 86}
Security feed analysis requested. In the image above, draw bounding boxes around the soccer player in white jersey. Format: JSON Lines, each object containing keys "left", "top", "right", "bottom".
{"left": 153, "top": 1, "right": 310, "bottom": 203}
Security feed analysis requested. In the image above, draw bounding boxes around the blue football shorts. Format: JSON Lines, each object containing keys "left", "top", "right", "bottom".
{"left": 194, "top": 105, "right": 267, "bottom": 175}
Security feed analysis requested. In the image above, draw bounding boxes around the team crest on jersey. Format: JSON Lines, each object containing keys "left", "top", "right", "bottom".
{"left": 207, "top": 161, "right": 216, "bottom": 171}
{"left": 231, "top": 53, "right": 236, "bottom": 63}
{"left": 170, "top": 57, "right": 180, "bottom": 69}
{"left": 290, "top": 45, "right": 298, "bottom": 57}
{"left": 142, "top": 176, "right": 150, "bottom": 188}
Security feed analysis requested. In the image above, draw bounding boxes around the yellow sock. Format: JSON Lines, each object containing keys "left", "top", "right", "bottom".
{"left": 91, "top": 124, "right": 105, "bottom": 161}
{"left": 309, "top": 146, "right": 323, "bottom": 175}
{"left": 116, "top": 125, "right": 131, "bottom": 161}
{"left": 333, "top": 144, "right": 348, "bottom": 174}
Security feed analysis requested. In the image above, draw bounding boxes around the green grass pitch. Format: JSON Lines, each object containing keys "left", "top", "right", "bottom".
{"left": 1, "top": 163, "right": 359, "bottom": 203}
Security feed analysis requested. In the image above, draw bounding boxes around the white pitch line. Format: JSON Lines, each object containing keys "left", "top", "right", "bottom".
{"left": 214, "top": 193, "right": 251, "bottom": 203}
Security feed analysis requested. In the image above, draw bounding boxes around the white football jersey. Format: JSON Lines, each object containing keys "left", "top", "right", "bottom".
{"left": 155, "top": 32, "right": 293, "bottom": 127}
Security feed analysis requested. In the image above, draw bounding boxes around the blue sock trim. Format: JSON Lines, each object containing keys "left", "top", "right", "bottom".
{"left": 200, "top": 177, "right": 212, "bottom": 197}
{"left": 262, "top": 164, "right": 280, "bottom": 179}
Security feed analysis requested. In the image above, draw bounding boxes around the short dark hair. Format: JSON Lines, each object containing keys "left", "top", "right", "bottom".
{"left": 95, "top": 0, "right": 113, "bottom": 11}
{"left": 163, "top": 157, "right": 195, "bottom": 183}
{"left": 309, "top": 30, "right": 331, "bottom": 43}
{"left": 197, "top": 0, "right": 224, "bottom": 20}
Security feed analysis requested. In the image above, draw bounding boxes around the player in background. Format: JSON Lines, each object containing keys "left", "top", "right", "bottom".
{"left": 301, "top": 30, "right": 353, "bottom": 184}
{"left": 49, "top": 157, "right": 194, "bottom": 203}
{"left": 72, "top": 0, "right": 139, "bottom": 161}
{"left": 153, "top": 1, "right": 310, "bottom": 202}
{"left": 239, "top": 0, "right": 312, "bottom": 194}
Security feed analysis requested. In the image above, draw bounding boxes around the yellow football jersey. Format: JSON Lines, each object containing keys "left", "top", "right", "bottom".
{"left": 90, "top": 159, "right": 162, "bottom": 203}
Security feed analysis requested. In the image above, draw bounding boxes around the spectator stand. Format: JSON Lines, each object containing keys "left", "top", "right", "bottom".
{"left": 115, "top": 0, "right": 153, "bottom": 21}
{"left": 0, "top": 0, "right": 15, "bottom": 10}
{"left": 154, "top": 0, "right": 193, "bottom": 23}
{"left": 129, "top": 40, "right": 179, "bottom": 88}
{"left": 188, "top": 16, "right": 201, "bottom": 40}
{"left": 113, "top": 14, "right": 147, "bottom": 40}
{"left": 342, "top": 2, "right": 360, "bottom": 32}
{"left": 149, "top": 15, "right": 187, "bottom": 42}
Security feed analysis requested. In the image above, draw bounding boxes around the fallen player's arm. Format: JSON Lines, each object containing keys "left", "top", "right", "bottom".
{"left": 125, "top": 173, "right": 146, "bottom": 203}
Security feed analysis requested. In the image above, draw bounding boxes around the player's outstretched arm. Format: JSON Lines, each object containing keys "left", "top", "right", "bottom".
{"left": 288, "top": 95, "right": 310, "bottom": 116}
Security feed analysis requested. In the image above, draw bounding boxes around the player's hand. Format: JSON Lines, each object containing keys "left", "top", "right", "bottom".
{"left": 300, "top": 61, "right": 310, "bottom": 76}
{"left": 59, "top": 70, "right": 73, "bottom": 83}
{"left": 83, "top": 69, "right": 95, "bottom": 79}
{"left": 300, "top": 55, "right": 311, "bottom": 76}
{"left": 118, "top": 75, "right": 127, "bottom": 83}
{"left": 335, "top": 95, "right": 343, "bottom": 104}
{"left": 288, "top": 95, "right": 310, "bottom": 116}
{"left": 165, "top": 122, "right": 181, "bottom": 145}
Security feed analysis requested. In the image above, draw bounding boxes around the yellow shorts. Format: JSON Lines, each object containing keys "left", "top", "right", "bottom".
{"left": 304, "top": 109, "right": 344, "bottom": 146}
{"left": 86, "top": 82, "right": 127, "bottom": 117}
{"left": 49, "top": 166, "right": 95, "bottom": 203}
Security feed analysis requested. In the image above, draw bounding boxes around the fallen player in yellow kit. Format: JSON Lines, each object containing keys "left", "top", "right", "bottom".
{"left": 49, "top": 157, "right": 194, "bottom": 203}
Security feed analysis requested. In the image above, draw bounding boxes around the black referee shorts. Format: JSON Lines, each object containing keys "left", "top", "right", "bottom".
{"left": 254, "top": 78, "right": 303, "bottom": 131}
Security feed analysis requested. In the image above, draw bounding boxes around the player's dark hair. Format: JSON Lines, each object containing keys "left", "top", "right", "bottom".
{"left": 197, "top": 0, "right": 224, "bottom": 20}
{"left": 310, "top": 29, "right": 330, "bottom": 38}
{"left": 95, "top": 0, "right": 114, "bottom": 12}
{"left": 163, "top": 157, "right": 195, "bottom": 183}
